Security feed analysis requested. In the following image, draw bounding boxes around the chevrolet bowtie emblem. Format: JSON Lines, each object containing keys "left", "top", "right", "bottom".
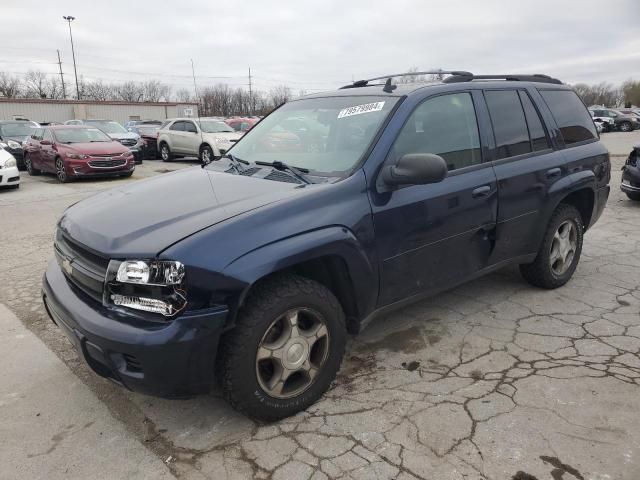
{"left": 62, "top": 257, "right": 73, "bottom": 276}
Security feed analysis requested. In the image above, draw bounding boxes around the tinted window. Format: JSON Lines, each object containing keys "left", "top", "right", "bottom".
{"left": 519, "top": 91, "right": 550, "bottom": 152}
{"left": 392, "top": 92, "right": 481, "bottom": 171}
{"left": 31, "top": 128, "right": 44, "bottom": 140}
{"left": 540, "top": 90, "right": 597, "bottom": 145}
{"left": 184, "top": 121, "right": 197, "bottom": 133}
{"left": 43, "top": 130, "right": 53, "bottom": 143}
{"left": 485, "top": 90, "right": 531, "bottom": 159}
{"left": 169, "top": 121, "right": 184, "bottom": 131}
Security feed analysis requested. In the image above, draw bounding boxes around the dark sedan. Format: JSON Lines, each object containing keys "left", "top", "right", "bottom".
{"left": 621, "top": 144, "right": 640, "bottom": 201}
{"left": 127, "top": 125, "right": 161, "bottom": 159}
{"left": 0, "top": 121, "right": 36, "bottom": 169}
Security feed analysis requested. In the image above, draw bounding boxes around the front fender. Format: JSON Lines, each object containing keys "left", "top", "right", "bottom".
{"left": 224, "top": 226, "right": 377, "bottom": 320}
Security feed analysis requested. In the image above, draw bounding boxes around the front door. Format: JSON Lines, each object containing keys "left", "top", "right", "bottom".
{"left": 371, "top": 92, "right": 499, "bottom": 306}
{"left": 40, "top": 129, "right": 57, "bottom": 173}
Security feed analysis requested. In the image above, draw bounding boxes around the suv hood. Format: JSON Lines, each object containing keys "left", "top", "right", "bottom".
{"left": 203, "top": 131, "right": 242, "bottom": 141}
{"left": 59, "top": 167, "right": 306, "bottom": 257}
{"left": 2, "top": 135, "right": 29, "bottom": 145}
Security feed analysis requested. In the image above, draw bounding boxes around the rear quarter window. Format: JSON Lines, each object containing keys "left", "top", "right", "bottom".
{"left": 539, "top": 90, "right": 597, "bottom": 145}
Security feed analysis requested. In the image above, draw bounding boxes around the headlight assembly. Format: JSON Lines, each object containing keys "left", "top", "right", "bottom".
{"left": 3, "top": 157, "right": 17, "bottom": 168}
{"left": 7, "top": 140, "right": 21, "bottom": 149}
{"left": 106, "top": 260, "right": 187, "bottom": 317}
{"left": 66, "top": 153, "right": 89, "bottom": 159}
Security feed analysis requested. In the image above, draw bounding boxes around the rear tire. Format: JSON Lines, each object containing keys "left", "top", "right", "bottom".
{"left": 520, "top": 204, "right": 583, "bottom": 289}
{"left": 218, "top": 274, "right": 346, "bottom": 421}
{"left": 160, "top": 143, "right": 172, "bottom": 162}
{"left": 24, "top": 154, "right": 40, "bottom": 176}
{"left": 626, "top": 192, "right": 640, "bottom": 201}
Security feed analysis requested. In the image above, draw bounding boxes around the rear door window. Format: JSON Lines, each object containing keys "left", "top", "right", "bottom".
{"left": 484, "top": 90, "right": 531, "bottom": 159}
{"left": 539, "top": 90, "right": 597, "bottom": 145}
{"left": 518, "top": 91, "right": 550, "bottom": 152}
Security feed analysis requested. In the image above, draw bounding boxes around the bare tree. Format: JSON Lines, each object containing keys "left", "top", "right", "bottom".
{"left": 269, "top": 85, "right": 291, "bottom": 109}
{"left": 24, "top": 70, "right": 50, "bottom": 98}
{"left": 142, "top": 80, "right": 171, "bottom": 102}
{"left": 175, "top": 88, "right": 194, "bottom": 103}
{"left": 115, "top": 81, "right": 144, "bottom": 102}
{"left": 622, "top": 80, "right": 640, "bottom": 107}
{"left": 84, "top": 80, "right": 114, "bottom": 101}
{"left": 573, "top": 82, "right": 622, "bottom": 107}
{"left": 0, "top": 72, "right": 21, "bottom": 98}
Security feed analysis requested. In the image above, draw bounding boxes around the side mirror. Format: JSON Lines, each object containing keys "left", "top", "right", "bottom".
{"left": 40, "top": 139, "right": 52, "bottom": 145}
{"left": 382, "top": 153, "right": 447, "bottom": 186}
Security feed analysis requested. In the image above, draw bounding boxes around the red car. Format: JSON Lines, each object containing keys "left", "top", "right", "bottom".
{"left": 24, "top": 125, "right": 135, "bottom": 183}
{"left": 225, "top": 117, "right": 258, "bottom": 133}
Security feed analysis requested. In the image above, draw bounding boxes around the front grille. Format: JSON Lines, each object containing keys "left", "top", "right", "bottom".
{"left": 118, "top": 139, "right": 136, "bottom": 147}
{"left": 265, "top": 170, "right": 302, "bottom": 184}
{"left": 90, "top": 153, "right": 123, "bottom": 158}
{"left": 88, "top": 159, "right": 127, "bottom": 168}
{"left": 55, "top": 230, "right": 109, "bottom": 303}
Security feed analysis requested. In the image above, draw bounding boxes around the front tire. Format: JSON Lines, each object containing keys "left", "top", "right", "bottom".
{"left": 520, "top": 204, "right": 583, "bottom": 289}
{"left": 218, "top": 274, "right": 346, "bottom": 421}
{"left": 199, "top": 144, "right": 214, "bottom": 164}
{"left": 24, "top": 154, "right": 40, "bottom": 176}
{"left": 626, "top": 192, "right": 640, "bottom": 201}
{"left": 619, "top": 121, "right": 632, "bottom": 132}
{"left": 55, "top": 157, "right": 72, "bottom": 183}
{"left": 159, "top": 143, "right": 172, "bottom": 162}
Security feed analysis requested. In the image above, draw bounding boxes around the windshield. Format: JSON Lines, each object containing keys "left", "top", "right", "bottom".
{"left": 198, "top": 120, "right": 234, "bottom": 133}
{"left": 0, "top": 122, "right": 35, "bottom": 137}
{"left": 227, "top": 96, "right": 399, "bottom": 175}
{"left": 54, "top": 128, "right": 113, "bottom": 143}
{"left": 137, "top": 126, "right": 160, "bottom": 135}
{"left": 85, "top": 120, "right": 127, "bottom": 134}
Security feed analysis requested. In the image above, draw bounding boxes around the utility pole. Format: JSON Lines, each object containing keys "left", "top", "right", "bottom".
{"left": 56, "top": 50, "right": 66, "bottom": 99}
{"left": 248, "top": 67, "right": 253, "bottom": 116}
{"left": 63, "top": 16, "right": 80, "bottom": 100}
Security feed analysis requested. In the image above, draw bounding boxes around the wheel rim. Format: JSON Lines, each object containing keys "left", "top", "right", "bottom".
{"left": 202, "top": 148, "right": 211, "bottom": 163}
{"left": 25, "top": 156, "right": 32, "bottom": 174}
{"left": 56, "top": 158, "right": 67, "bottom": 182}
{"left": 621, "top": 123, "right": 630, "bottom": 132}
{"left": 255, "top": 308, "right": 330, "bottom": 399}
{"left": 161, "top": 145, "right": 169, "bottom": 160}
{"left": 549, "top": 220, "right": 577, "bottom": 276}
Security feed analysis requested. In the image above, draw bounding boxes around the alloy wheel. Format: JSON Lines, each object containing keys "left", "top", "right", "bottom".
{"left": 25, "top": 156, "right": 32, "bottom": 175}
{"left": 161, "top": 145, "right": 169, "bottom": 161}
{"left": 201, "top": 147, "right": 212, "bottom": 164}
{"left": 55, "top": 158, "right": 67, "bottom": 182}
{"left": 549, "top": 220, "right": 577, "bottom": 276}
{"left": 255, "top": 308, "right": 330, "bottom": 399}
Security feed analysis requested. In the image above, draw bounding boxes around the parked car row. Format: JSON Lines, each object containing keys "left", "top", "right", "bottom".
{"left": 589, "top": 106, "right": 640, "bottom": 133}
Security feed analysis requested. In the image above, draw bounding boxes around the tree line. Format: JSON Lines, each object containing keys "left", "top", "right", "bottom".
{"left": 1, "top": 69, "right": 638, "bottom": 116}
{"left": 0, "top": 70, "right": 294, "bottom": 116}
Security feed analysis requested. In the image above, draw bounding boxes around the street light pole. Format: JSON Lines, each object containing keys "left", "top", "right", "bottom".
{"left": 62, "top": 15, "right": 80, "bottom": 100}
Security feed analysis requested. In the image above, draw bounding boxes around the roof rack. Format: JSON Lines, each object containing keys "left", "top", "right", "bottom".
{"left": 339, "top": 71, "right": 563, "bottom": 90}
{"left": 339, "top": 70, "right": 473, "bottom": 90}
{"left": 443, "top": 73, "right": 562, "bottom": 84}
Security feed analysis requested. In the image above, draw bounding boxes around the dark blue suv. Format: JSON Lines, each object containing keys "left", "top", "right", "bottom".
{"left": 42, "top": 71, "right": 610, "bottom": 420}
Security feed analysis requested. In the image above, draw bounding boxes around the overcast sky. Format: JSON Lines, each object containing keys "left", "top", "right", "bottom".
{"left": 2, "top": 0, "right": 639, "bottom": 96}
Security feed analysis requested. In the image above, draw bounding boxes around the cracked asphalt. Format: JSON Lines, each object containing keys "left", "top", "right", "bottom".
{"left": 1, "top": 133, "right": 639, "bottom": 480}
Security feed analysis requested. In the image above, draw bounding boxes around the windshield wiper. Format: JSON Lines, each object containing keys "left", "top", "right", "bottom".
{"left": 220, "top": 153, "right": 249, "bottom": 173}
{"left": 255, "top": 160, "right": 312, "bottom": 184}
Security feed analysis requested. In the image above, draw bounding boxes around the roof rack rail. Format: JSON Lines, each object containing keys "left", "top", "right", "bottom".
{"left": 339, "top": 70, "right": 474, "bottom": 89}
{"left": 443, "top": 73, "right": 562, "bottom": 85}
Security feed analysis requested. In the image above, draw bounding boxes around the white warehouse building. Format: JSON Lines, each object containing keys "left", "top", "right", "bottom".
{"left": 0, "top": 98, "right": 199, "bottom": 124}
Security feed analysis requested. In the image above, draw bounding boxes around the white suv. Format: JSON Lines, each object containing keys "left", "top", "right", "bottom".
{"left": 157, "top": 118, "right": 242, "bottom": 163}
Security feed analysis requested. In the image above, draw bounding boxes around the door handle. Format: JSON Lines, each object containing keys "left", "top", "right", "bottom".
{"left": 546, "top": 167, "right": 562, "bottom": 179}
{"left": 471, "top": 185, "right": 491, "bottom": 198}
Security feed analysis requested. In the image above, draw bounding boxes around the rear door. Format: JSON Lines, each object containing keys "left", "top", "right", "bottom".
{"left": 372, "top": 91, "right": 499, "bottom": 306}
{"left": 483, "top": 88, "right": 565, "bottom": 263}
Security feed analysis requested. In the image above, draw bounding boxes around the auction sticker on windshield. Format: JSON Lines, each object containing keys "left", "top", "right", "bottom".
{"left": 338, "top": 102, "right": 385, "bottom": 119}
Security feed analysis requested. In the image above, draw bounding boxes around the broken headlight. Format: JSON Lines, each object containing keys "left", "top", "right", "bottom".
{"left": 105, "top": 260, "right": 187, "bottom": 318}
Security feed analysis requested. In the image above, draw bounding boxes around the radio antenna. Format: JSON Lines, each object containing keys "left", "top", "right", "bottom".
{"left": 191, "top": 59, "right": 207, "bottom": 165}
